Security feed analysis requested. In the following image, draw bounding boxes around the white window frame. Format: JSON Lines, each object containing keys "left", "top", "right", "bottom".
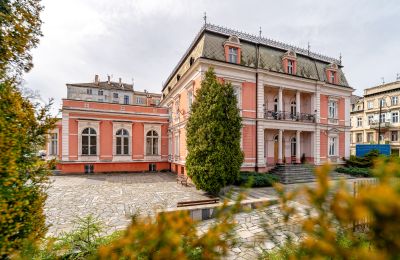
{"left": 392, "top": 96, "right": 398, "bottom": 106}
{"left": 367, "top": 132, "right": 374, "bottom": 142}
{"left": 187, "top": 90, "right": 193, "bottom": 110}
{"left": 87, "top": 88, "right": 92, "bottom": 95}
{"left": 380, "top": 113, "right": 386, "bottom": 123}
{"left": 356, "top": 133, "right": 363, "bottom": 143}
{"left": 115, "top": 129, "right": 130, "bottom": 156}
{"left": 228, "top": 47, "right": 238, "bottom": 63}
{"left": 98, "top": 90, "right": 103, "bottom": 96}
{"left": 367, "top": 101, "right": 374, "bottom": 109}
{"left": 330, "top": 71, "right": 336, "bottom": 83}
{"left": 379, "top": 98, "right": 386, "bottom": 107}
{"left": 328, "top": 136, "right": 338, "bottom": 157}
{"left": 113, "top": 93, "right": 119, "bottom": 99}
{"left": 357, "top": 117, "right": 362, "bottom": 127}
{"left": 77, "top": 121, "right": 100, "bottom": 161}
{"left": 392, "top": 112, "right": 399, "bottom": 123}
{"left": 49, "top": 132, "right": 58, "bottom": 155}
{"left": 287, "top": 60, "right": 294, "bottom": 74}
{"left": 328, "top": 100, "right": 338, "bottom": 120}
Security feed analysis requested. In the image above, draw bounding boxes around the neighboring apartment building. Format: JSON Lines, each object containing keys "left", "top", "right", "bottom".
{"left": 46, "top": 76, "right": 168, "bottom": 174}
{"left": 350, "top": 80, "right": 400, "bottom": 156}
{"left": 161, "top": 23, "right": 353, "bottom": 174}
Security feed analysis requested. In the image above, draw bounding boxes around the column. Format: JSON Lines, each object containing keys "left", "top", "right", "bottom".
{"left": 296, "top": 90, "right": 301, "bottom": 115}
{"left": 278, "top": 87, "right": 283, "bottom": 112}
{"left": 278, "top": 129, "right": 283, "bottom": 164}
{"left": 257, "top": 125, "right": 266, "bottom": 168}
{"left": 296, "top": 130, "right": 301, "bottom": 163}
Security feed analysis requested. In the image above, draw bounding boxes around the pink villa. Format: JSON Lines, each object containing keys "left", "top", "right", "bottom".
{"left": 48, "top": 23, "right": 353, "bottom": 174}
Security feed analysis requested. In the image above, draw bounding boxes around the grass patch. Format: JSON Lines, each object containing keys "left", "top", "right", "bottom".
{"left": 235, "top": 172, "right": 279, "bottom": 187}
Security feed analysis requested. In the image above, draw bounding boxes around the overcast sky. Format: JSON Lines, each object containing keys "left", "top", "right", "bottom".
{"left": 24, "top": 0, "right": 400, "bottom": 112}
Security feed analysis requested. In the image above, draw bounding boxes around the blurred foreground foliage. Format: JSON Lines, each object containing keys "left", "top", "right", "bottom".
{"left": 265, "top": 157, "right": 400, "bottom": 259}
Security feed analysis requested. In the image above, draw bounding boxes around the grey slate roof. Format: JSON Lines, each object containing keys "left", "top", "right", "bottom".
{"left": 163, "top": 23, "right": 350, "bottom": 91}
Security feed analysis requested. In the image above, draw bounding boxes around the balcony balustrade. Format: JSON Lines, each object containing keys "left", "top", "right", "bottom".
{"left": 264, "top": 110, "right": 315, "bottom": 123}
{"left": 370, "top": 121, "right": 392, "bottom": 129}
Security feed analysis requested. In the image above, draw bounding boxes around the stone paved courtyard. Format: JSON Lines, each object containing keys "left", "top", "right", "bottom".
{"left": 45, "top": 172, "right": 210, "bottom": 236}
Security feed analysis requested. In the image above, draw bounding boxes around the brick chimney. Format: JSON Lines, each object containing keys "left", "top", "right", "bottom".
{"left": 107, "top": 75, "right": 110, "bottom": 84}
{"left": 94, "top": 74, "right": 99, "bottom": 85}
{"left": 119, "top": 77, "right": 122, "bottom": 86}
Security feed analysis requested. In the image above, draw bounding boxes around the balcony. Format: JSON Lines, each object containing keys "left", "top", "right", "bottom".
{"left": 264, "top": 110, "right": 315, "bottom": 123}
{"left": 370, "top": 121, "right": 392, "bottom": 129}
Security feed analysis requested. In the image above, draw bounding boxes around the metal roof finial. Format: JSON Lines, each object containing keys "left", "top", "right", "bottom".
{"left": 382, "top": 77, "right": 385, "bottom": 85}
{"left": 339, "top": 53, "right": 342, "bottom": 65}
{"left": 396, "top": 73, "right": 400, "bottom": 81}
{"left": 259, "top": 26, "right": 262, "bottom": 38}
{"left": 307, "top": 42, "right": 310, "bottom": 56}
{"left": 203, "top": 12, "right": 207, "bottom": 25}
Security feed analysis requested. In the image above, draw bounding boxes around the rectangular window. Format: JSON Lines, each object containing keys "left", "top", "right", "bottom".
{"left": 379, "top": 98, "right": 386, "bottom": 107}
{"left": 188, "top": 90, "right": 193, "bottom": 110}
{"left": 174, "top": 134, "right": 179, "bottom": 158}
{"left": 392, "top": 112, "right": 399, "bottom": 123}
{"left": 228, "top": 47, "right": 238, "bottom": 63}
{"left": 87, "top": 88, "right": 92, "bottom": 95}
{"left": 356, "top": 133, "right": 362, "bottom": 143}
{"left": 328, "top": 100, "right": 338, "bottom": 119}
{"left": 98, "top": 90, "right": 103, "bottom": 96}
{"left": 380, "top": 113, "right": 386, "bottom": 123}
{"left": 124, "top": 95, "right": 129, "bottom": 104}
{"left": 98, "top": 98, "right": 103, "bottom": 102}
{"left": 113, "top": 93, "right": 118, "bottom": 99}
{"left": 287, "top": 60, "right": 293, "bottom": 74}
{"left": 392, "top": 131, "right": 398, "bottom": 142}
{"left": 367, "top": 101, "right": 374, "bottom": 109}
{"left": 328, "top": 136, "right": 337, "bottom": 156}
{"left": 50, "top": 133, "right": 58, "bottom": 155}
{"left": 155, "top": 99, "right": 160, "bottom": 105}
{"left": 136, "top": 97, "right": 144, "bottom": 104}
{"left": 392, "top": 96, "right": 398, "bottom": 106}
{"left": 367, "top": 132, "right": 374, "bottom": 142}
{"left": 357, "top": 117, "right": 362, "bottom": 127}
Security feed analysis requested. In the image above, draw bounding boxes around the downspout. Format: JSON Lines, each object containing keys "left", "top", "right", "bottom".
{"left": 255, "top": 41, "right": 260, "bottom": 172}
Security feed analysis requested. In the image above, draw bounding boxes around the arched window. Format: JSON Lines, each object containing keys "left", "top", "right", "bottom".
{"left": 116, "top": 129, "right": 129, "bottom": 155}
{"left": 273, "top": 97, "right": 278, "bottom": 112}
{"left": 146, "top": 130, "right": 159, "bottom": 155}
{"left": 274, "top": 135, "right": 278, "bottom": 142}
{"left": 82, "top": 127, "right": 96, "bottom": 155}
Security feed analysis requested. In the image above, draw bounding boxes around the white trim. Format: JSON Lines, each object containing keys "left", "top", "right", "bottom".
{"left": 78, "top": 121, "right": 100, "bottom": 161}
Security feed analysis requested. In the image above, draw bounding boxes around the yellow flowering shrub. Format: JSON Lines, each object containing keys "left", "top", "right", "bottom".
{"left": 97, "top": 197, "right": 243, "bottom": 260}
{"left": 270, "top": 159, "right": 400, "bottom": 259}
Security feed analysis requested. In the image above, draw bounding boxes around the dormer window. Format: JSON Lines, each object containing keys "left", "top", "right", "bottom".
{"left": 329, "top": 71, "right": 336, "bottom": 83}
{"left": 326, "top": 63, "right": 339, "bottom": 84}
{"left": 224, "top": 35, "right": 241, "bottom": 65}
{"left": 282, "top": 50, "right": 297, "bottom": 75}
{"left": 287, "top": 60, "right": 294, "bottom": 74}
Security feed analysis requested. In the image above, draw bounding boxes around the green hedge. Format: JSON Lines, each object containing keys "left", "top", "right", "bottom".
{"left": 235, "top": 172, "right": 279, "bottom": 187}
{"left": 336, "top": 167, "right": 371, "bottom": 177}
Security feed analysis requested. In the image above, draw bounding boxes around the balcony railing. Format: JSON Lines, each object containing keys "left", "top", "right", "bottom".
{"left": 370, "top": 121, "right": 392, "bottom": 129}
{"left": 264, "top": 110, "right": 315, "bottom": 123}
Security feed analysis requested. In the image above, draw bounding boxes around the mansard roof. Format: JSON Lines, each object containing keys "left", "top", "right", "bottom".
{"left": 162, "top": 23, "right": 350, "bottom": 91}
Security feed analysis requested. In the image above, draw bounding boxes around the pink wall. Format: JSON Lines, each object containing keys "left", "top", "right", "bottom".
{"left": 320, "top": 94, "right": 328, "bottom": 124}
{"left": 242, "top": 124, "right": 256, "bottom": 163}
{"left": 338, "top": 98, "right": 345, "bottom": 126}
{"left": 69, "top": 119, "right": 78, "bottom": 160}
{"left": 99, "top": 121, "right": 113, "bottom": 161}
{"left": 320, "top": 132, "right": 328, "bottom": 163}
{"left": 339, "top": 132, "right": 345, "bottom": 158}
{"left": 242, "top": 82, "right": 256, "bottom": 118}
{"left": 132, "top": 123, "right": 144, "bottom": 159}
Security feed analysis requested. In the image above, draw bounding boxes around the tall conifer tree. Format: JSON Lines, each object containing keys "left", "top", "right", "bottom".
{"left": 186, "top": 68, "right": 243, "bottom": 194}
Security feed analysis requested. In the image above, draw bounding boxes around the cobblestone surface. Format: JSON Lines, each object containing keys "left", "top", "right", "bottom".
{"left": 197, "top": 202, "right": 308, "bottom": 260}
{"left": 45, "top": 172, "right": 210, "bottom": 236}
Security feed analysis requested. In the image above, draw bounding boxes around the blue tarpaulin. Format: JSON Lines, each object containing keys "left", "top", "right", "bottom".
{"left": 355, "top": 144, "right": 391, "bottom": 157}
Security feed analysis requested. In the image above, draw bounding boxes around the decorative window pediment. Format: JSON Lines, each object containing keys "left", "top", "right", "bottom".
{"left": 326, "top": 63, "right": 339, "bottom": 84}
{"left": 224, "top": 35, "right": 242, "bottom": 64}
